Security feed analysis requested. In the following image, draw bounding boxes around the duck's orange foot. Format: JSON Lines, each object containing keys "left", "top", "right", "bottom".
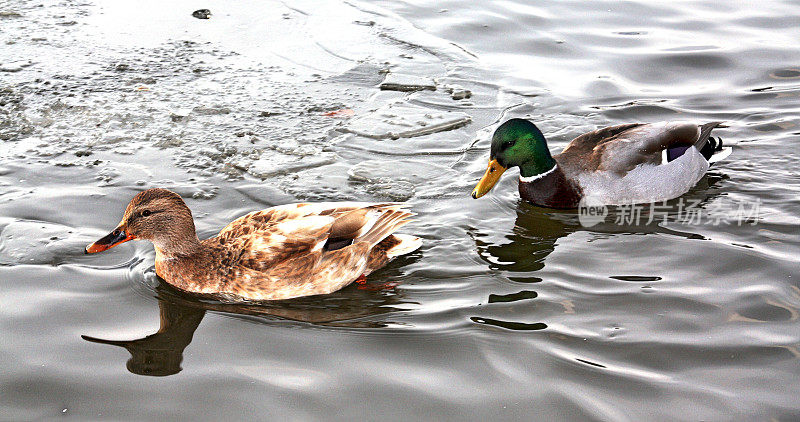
{"left": 354, "top": 274, "right": 367, "bottom": 284}
{"left": 357, "top": 281, "right": 399, "bottom": 291}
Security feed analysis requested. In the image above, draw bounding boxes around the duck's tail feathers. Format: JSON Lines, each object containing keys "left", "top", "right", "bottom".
{"left": 695, "top": 122, "right": 730, "bottom": 161}
{"left": 386, "top": 234, "right": 422, "bottom": 258}
{"left": 708, "top": 145, "right": 733, "bottom": 164}
{"left": 696, "top": 122, "right": 722, "bottom": 147}
{"left": 358, "top": 207, "right": 415, "bottom": 247}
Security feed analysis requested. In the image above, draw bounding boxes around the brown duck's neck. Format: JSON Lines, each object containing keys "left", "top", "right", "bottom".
{"left": 154, "top": 235, "right": 204, "bottom": 259}
{"left": 154, "top": 239, "right": 219, "bottom": 294}
{"left": 518, "top": 164, "right": 583, "bottom": 209}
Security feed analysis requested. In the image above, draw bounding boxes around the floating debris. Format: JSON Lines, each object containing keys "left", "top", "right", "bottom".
{"left": 170, "top": 109, "right": 191, "bottom": 122}
{"left": 444, "top": 84, "right": 472, "bottom": 100}
{"left": 341, "top": 102, "right": 470, "bottom": 139}
{"left": 307, "top": 104, "right": 346, "bottom": 114}
{"left": 192, "top": 9, "right": 211, "bottom": 19}
{"left": 192, "top": 105, "right": 231, "bottom": 115}
{"left": 379, "top": 73, "right": 436, "bottom": 92}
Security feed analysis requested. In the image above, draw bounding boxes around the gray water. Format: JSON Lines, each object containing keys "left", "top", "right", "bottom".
{"left": 1, "top": 0, "right": 799, "bottom": 420}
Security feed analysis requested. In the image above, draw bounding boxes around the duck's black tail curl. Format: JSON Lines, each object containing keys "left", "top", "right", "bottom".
{"left": 699, "top": 136, "right": 724, "bottom": 160}
{"left": 696, "top": 122, "right": 724, "bottom": 161}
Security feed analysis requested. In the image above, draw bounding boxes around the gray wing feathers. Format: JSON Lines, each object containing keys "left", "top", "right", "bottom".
{"left": 598, "top": 122, "right": 712, "bottom": 173}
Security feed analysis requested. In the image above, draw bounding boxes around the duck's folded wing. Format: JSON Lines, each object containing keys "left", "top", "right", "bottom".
{"left": 261, "top": 204, "right": 414, "bottom": 295}
{"left": 228, "top": 214, "right": 335, "bottom": 271}
{"left": 563, "top": 122, "right": 712, "bottom": 175}
{"left": 221, "top": 203, "right": 410, "bottom": 272}
{"left": 216, "top": 202, "right": 371, "bottom": 240}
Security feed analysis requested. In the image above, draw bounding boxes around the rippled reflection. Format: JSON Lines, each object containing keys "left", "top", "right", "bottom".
{"left": 474, "top": 172, "right": 728, "bottom": 278}
{"left": 473, "top": 203, "right": 578, "bottom": 277}
{"left": 82, "top": 296, "right": 204, "bottom": 377}
{"left": 82, "top": 282, "right": 404, "bottom": 376}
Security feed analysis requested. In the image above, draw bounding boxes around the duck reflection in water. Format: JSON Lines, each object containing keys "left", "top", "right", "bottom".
{"left": 474, "top": 204, "right": 578, "bottom": 279}
{"left": 473, "top": 172, "right": 729, "bottom": 276}
{"left": 82, "top": 280, "right": 405, "bottom": 377}
{"left": 469, "top": 176, "right": 727, "bottom": 332}
{"left": 82, "top": 295, "right": 203, "bottom": 377}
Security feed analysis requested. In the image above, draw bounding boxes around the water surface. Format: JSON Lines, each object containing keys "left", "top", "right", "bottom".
{"left": 1, "top": 0, "right": 799, "bottom": 420}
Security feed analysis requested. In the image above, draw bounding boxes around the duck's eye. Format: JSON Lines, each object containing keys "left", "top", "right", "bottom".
{"left": 141, "top": 210, "right": 152, "bottom": 217}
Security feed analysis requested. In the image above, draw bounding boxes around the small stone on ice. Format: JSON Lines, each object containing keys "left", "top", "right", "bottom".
{"left": 170, "top": 109, "right": 191, "bottom": 121}
{"left": 443, "top": 84, "right": 472, "bottom": 100}
{"left": 192, "top": 9, "right": 211, "bottom": 19}
{"left": 451, "top": 89, "right": 471, "bottom": 100}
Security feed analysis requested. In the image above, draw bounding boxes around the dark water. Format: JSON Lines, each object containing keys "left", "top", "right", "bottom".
{"left": 2, "top": 0, "right": 799, "bottom": 420}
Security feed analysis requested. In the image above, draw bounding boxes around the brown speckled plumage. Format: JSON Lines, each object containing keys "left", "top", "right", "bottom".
{"left": 87, "top": 189, "right": 421, "bottom": 301}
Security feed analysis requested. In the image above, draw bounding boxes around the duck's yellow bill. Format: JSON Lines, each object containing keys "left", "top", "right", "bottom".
{"left": 85, "top": 228, "right": 135, "bottom": 254}
{"left": 471, "top": 159, "right": 507, "bottom": 199}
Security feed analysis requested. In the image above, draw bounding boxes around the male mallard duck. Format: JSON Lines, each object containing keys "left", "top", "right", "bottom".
{"left": 85, "top": 188, "right": 421, "bottom": 301}
{"left": 472, "top": 119, "right": 732, "bottom": 208}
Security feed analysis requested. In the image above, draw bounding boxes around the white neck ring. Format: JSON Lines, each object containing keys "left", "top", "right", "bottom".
{"left": 519, "top": 165, "right": 557, "bottom": 183}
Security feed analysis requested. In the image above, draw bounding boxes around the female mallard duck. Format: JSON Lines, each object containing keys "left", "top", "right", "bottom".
{"left": 472, "top": 119, "right": 732, "bottom": 208}
{"left": 85, "top": 188, "right": 421, "bottom": 301}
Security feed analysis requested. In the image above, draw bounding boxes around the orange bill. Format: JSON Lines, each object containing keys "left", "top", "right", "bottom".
{"left": 471, "top": 159, "right": 507, "bottom": 199}
{"left": 85, "top": 228, "right": 135, "bottom": 254}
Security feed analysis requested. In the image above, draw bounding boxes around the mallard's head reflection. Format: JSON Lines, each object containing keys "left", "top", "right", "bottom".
{"left": 473, "top": 203, "right": 579, "bottom": 278}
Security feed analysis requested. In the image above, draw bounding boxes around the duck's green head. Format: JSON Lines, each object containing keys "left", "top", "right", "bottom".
{"left": 472, "top": 118, "right": 555, "bottom": 199}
